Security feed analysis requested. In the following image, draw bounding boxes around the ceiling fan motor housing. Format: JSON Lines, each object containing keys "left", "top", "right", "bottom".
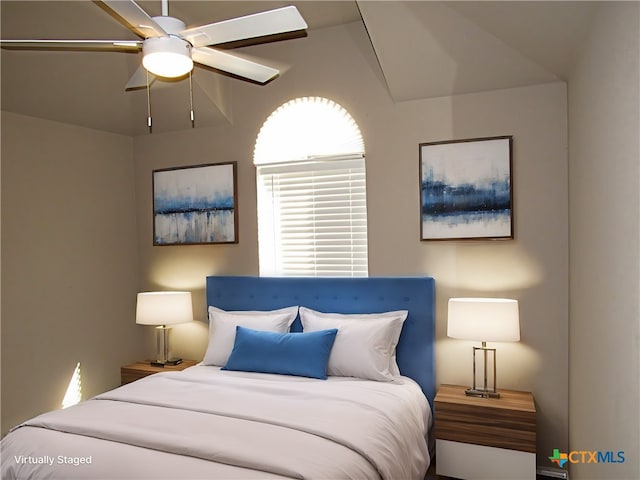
{"left": 142, "top": 16, "right": 192, "bottom": 78}
{"left": 152, "top": 16, "right": 187, "bottom": 35}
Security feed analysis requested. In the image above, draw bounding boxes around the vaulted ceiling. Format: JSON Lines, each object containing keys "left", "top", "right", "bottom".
{"left": 1, "top": 1, "right": 599, "bottom": 136}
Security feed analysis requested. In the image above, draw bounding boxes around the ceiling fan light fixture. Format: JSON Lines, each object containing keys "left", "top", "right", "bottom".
{"left": 142, "top": 36, "right": 193, "bottom": 78}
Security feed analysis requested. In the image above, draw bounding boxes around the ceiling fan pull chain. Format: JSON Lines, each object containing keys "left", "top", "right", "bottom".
{"left": 146, "top": 69, "right": 152, "bottom": 133}
{"left": 189, "top": 71, "right": 195, "bottom": 128}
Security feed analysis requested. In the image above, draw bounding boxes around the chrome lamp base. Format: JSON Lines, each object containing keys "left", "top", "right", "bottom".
{"left": 151, "top": 325, "right": 182, "bottom": 367}
{"left": 465, "top": 342, "right": 501, "bottom": 398}
{"left": 465, "top": 387, "right": 501, "bottom": 398}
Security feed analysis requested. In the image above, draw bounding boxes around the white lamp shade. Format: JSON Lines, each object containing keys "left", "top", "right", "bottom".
{"left": 136, "top": 291, "right": 193, "bottom": 326}
{"left": 447, "top": 298, "right": 520, "bottom": 342}
{"left": 142, "top": 36, "right": 193, "bottom": 78}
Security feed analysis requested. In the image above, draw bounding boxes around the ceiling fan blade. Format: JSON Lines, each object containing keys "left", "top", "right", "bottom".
{"left": 125, "top": 65, "right": 156, "bottom": 91}
{"left": 0, "top": 39, "right": 141, "bottom": 51}
{"left": 192, "top": 47, "right": 279, "bottom": 84}
{"left": 101, "top": 0, "right": 167, "bottom": 38}
{"left": 181, "top": 6, "right": 307, "bottom": 48}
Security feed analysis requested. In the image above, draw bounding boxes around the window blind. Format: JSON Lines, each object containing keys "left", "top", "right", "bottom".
{"left": 257, "top": 156, "right": 368, "bottom": 277}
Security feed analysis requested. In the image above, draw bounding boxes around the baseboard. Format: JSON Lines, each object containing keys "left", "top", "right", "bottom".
{"left": 537, "top": 466, "right": 569, "bottom": 479}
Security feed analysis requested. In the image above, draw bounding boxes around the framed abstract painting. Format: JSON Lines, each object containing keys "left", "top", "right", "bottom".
{"left": 153, "top": 162, "right": 238, "bottom": 245}
{"left": 419, "top": 136, "right": 513, "bottom": 241}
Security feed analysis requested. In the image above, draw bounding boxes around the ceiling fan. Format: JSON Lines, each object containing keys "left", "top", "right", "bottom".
{"left": 1, "top": 0, "right": 308, "bottom": 89}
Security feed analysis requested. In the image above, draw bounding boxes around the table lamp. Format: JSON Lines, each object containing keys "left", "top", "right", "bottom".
{"left": 136, "top": 291, "right": 193, "bottom": 367}
{"left": 447, "top": 297, "right": 520, "bottom": 398}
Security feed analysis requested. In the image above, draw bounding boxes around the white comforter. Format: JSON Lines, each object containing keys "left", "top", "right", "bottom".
{"left": 1, "top": 366, "right": 431, "bottom": 480}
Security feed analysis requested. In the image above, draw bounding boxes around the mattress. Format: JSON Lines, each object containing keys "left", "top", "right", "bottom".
{"left": 1, "top": 365, "right": 431, "bottom": 479}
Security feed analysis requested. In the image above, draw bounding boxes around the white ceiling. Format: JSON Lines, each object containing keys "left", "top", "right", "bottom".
{"left": 359, "top": 1, "right": 598, "bottom": 101}
{"left": 1, "top": 1, "right": 599, "bottom": 136}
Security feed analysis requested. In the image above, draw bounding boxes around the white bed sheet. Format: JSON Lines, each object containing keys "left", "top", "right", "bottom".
{"left": 1, "top": 365, "right": 431, "bottom": 480}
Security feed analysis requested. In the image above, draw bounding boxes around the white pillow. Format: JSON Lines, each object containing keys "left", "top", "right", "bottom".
{"left": 299, "top": 307, "right": 408, "bottom": 382}
{"left": 203, "top": 306, "right": 298, "bottom": 366}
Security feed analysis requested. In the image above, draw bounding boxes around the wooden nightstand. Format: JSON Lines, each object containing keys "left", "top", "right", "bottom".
{"left": 120, "top": 360, "right": 198, "bottom": 385}
{"left": 434, "top": 384, "right": 536, "bottom": 480}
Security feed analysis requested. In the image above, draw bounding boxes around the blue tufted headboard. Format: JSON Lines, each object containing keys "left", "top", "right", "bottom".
{"left": 206, "top": 276, "right": 436, "bottom": 409}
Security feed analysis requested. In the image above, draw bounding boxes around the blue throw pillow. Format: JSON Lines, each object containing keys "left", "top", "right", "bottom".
{"left": 222, "top": 326, "right": 338, "bottom": 379}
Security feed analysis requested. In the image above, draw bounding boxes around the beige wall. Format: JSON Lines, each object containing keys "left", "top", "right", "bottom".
{"left": 568, "top": 3, "right": 640, "bottom": 479}
{"left": 1, "top": 112, "right": 143, "bottom": 434}
{"left": 133, "top": 22, "right": 569, "bottom": 463}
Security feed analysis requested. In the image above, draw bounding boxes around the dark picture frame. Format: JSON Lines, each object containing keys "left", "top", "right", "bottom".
{"left": 419, "top": 136, "right": 513, "bottom": 241}
{"left": 153, "top": 162, "right": 238, "bottom": 245}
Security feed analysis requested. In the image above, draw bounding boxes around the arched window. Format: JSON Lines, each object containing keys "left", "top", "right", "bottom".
{"left": 254, "top": 97, "right": 368, "bottom": 276}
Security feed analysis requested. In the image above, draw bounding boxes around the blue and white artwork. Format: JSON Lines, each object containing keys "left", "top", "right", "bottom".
{"left": 420, "top": 137, "right": 513, "bottom": 240}
{"left": 153, "top": 162, "right": 237, "bottom": 245}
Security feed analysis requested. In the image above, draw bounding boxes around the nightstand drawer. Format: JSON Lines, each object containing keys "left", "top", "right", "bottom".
{"left": 436, "top": 439, "right": 536, "bottom": 480}
{"left": 435, "top": 384, "right": 536, "bottom": 453}
{"left": 435, "top": 401, "right": 536, "bottom": 452}
{"left": 121, "top": 360, "right": 198, "bottom": 385}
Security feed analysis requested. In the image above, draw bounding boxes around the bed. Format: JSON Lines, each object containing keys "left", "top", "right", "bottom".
{"left": 1, "top": 275, "right": 436, "bottom": 480}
